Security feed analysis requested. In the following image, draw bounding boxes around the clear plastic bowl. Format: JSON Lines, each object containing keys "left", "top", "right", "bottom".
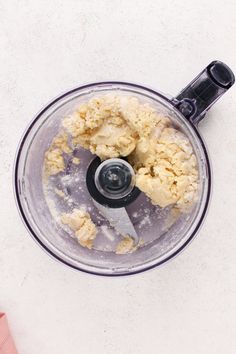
{"left": 14, "top": 82, "right": 211, "bottom": 275}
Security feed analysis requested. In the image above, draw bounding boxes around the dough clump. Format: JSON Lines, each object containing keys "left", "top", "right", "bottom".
{"left": 130, "top": 124, "right": 198, "bottom": 210}
{"left": 63, "top": 94, "right": 198, "bottom": 211}
{"left": 72, "top": 157, "right": 80, "bottom": 165}
{"left": 115, "top": 235, "right": 135, "bottom": 254}
{"left": 44, "top": 133, "right": 72, "bottom": 177}
{"left": 60, "top": 208, "right": 97, "bottom": 249}
{"left": 63, "top": 95, "right": 139, "bottom": 159}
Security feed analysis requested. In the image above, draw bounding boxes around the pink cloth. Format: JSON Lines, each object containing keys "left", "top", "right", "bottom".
{"left": 0, "top": 313, "right": 18, "bottom": 354}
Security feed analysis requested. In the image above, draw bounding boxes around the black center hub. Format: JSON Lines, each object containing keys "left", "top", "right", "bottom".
{"left": 86, "top": 157, "right": 140, "bottom": 208}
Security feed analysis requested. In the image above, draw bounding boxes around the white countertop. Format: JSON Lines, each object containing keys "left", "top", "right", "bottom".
{"left": 1, "top": 1, "right": 236, "bottom": 353}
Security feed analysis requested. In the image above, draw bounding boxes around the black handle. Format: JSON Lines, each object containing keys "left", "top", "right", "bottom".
{"left": 174, "top": 61, "right": 235, "bottom": 124}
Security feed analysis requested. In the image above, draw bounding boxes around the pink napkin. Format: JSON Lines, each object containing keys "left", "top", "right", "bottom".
{"left": 0, "top": 313, "right": 18, "bottom": 354}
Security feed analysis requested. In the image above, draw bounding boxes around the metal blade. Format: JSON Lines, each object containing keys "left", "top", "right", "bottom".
{"left": 93, "top": 200, "right": 139, "bottom": 245}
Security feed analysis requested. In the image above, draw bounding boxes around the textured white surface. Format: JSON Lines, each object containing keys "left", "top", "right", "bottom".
{"left": 0, "top": 1, "right": 236, "bottom": 353}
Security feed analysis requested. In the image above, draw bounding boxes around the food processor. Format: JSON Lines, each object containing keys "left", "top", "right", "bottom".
{"left": 14, "top": 61, "right": 235, "bottom": 276}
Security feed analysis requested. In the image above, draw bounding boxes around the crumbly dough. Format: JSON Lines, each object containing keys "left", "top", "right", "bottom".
{"left": 72, "top": 157, "right": 80, "bottom": 165}
{"left": 63, "top": 94, "right": 198, "bottom": 211}
{"left": 44, "top": 133, "right": 72, "bottom": 177}
{"left": 60, "top": 209, "right": 97, "bottom": 249}
{"left": 115, "top": 235, "right": 135, "bottom": 254}
{"left": 63, "top": 95, "right": 138, "bottom": 160}
{"left": 130, "top": 124, "right": 198, "bottom": 210}
{"left": 54, "top": 188, "right": 66, "bottom": 198}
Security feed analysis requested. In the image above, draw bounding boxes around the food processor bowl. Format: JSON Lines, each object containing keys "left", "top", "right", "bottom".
{"left": 14, "top": 61, "right": 234, "bottom": 275}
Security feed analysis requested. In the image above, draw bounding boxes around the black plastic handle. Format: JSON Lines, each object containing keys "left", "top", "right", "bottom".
{"left": 174, "top": 61, "right": 235, "bottom": 124}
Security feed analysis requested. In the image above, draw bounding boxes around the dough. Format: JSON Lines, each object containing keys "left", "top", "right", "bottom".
{"left": 63, "top": 95, "right": 138, "bottom": 159}
{"left": 72, "top": 157, "right": 80, "bottom": 165}
{"left": 60, "top": 209, "right": 97, "bottom": 249}
{"left": 63, "top": 94, "right": 198, "bottom": 211}
{"left": 130, "top": 126, "right": 198, "bottom": 210}
{"left": 54, "top": 188, "right": 66, "bottom": 198}
{"left": 115, "top": 235, "right": 135, "bottom": 254}
{"left": 44, "top": 133, "right": 72, "bottom": 177}
{"left": 42, "top": 94, "right": 199, "bottom": 256}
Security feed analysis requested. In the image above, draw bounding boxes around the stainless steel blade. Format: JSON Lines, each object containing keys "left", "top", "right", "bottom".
{"left": 93, "top": 200, "right": 139, "bottom": 245}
